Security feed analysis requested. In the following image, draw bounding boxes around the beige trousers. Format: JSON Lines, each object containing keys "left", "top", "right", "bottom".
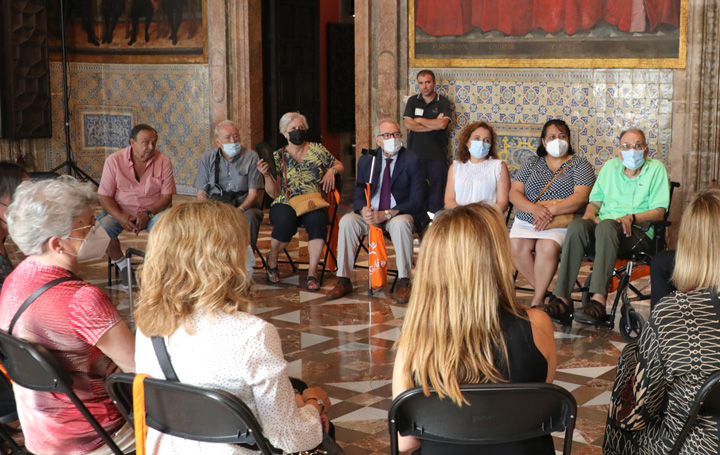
{"left": 336, "top": 212, "right": 414, "bottom": 279}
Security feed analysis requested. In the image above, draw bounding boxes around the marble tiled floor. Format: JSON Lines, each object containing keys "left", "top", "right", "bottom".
{"left": 8, "top": 198, "right": 653, "bottom": 455}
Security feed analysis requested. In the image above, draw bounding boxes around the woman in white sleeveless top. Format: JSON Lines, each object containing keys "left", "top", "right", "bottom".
{"left": 444, "top": 121, "right": 510, "bottom": 213}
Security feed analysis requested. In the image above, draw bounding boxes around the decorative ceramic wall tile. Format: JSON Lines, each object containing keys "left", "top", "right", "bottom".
{"left": 408, "top": 68, "right": 674, "bottom": 174}
{"left": 49, "top": 63, "right": 211, "bottom": 194}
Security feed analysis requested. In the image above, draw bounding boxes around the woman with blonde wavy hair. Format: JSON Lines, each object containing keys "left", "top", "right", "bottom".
{"left": 392, "top": 203, "right": 556, "bottom": 455}
{"left": 134, "top": 201, "right": 331, "bottom": 455}
{"left": 604, "top": 188, "right": 720, "bottom": 455}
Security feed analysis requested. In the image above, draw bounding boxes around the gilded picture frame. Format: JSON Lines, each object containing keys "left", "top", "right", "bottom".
{"left": 409, "top": 0, "right": 687, "bottom": 69}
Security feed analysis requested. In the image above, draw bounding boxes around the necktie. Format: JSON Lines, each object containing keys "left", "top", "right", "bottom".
{"left": 378, "top": 158, "right": 392, "bottom": 211}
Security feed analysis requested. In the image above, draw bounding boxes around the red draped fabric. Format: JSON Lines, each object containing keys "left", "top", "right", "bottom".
{"left": 532, "top": 0, "right": 603, "bottom": 34}
{"left": 416, "top": 0, "right": 474, "bottom": 36}
{"left": 472, "top": 0, "right": 534, "bottom": 35}
{"left": 644, "top": 0, "right": 681, "bottom": 30}
{"left": 471, "top": 0, "right": 600, "bottom": 35}
{"left": 605, "top": 0, "right": 680, "bottom": 32}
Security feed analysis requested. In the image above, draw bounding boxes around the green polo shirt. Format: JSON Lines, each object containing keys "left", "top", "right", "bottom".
{"left": 589, "top": 158, "right": 669, "bottom": 238}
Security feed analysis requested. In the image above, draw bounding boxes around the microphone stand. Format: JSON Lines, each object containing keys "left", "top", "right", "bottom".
{"left": 49, "top": 0, "right": 99, "bottom": 186}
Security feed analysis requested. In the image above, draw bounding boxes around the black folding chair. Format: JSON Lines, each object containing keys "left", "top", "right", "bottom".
{"left": 0, "top": 373, "right": 27, "bottom": 454}
{"left": 669, "top": 371, "right": 720, "bottom": 455}
{"left": 388, "top": 383, "right": 577, "bottom": 455}
{"left": 0, "top": 331, "right": 129, "bottom": 455}
{"left": 105, "top": 373, "right": 279, "bottom": 455}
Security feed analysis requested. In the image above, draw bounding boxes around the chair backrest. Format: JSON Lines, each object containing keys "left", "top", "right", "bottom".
{"left": 388, "top": 383, "right": 577, "bottom": 455}
{"left": 669, "top": 371, "right": 720, "bottom": 455}
{"left": 105, "top": 373, "right": 279, "bottom": 455}
{"left": 0, "top": 330, "right": 125, "bottom": 455}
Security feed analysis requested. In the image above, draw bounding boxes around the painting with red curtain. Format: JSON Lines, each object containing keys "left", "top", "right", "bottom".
{"left": 412, "top": 0, "right": 685, "bottom": 64}
{"left": 417, "top": 0, "right": 681, "bottom": 36}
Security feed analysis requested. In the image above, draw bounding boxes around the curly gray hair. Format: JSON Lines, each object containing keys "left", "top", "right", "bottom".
{"left": 7, "top": 176, "right": 98, "bottom": 256}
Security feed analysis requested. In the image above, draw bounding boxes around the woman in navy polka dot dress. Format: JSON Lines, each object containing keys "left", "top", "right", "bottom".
{"left": 509, "top": 119, "right": 596, "bottom": 308}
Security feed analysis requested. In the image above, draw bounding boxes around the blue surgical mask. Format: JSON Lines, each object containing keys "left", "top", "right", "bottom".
{"left": 469, "top": 141, "right": 490, "bottom": 159}
{"left": 621, "top": 149, "right": 645, "bottom": 170}
{"left": 222, "top": 143, "right": 242, "bottom": 158}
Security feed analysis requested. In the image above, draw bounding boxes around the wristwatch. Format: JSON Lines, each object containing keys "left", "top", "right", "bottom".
{"left": 239, "top": 207, "right": 246, "bottom": 213}
{"left": 145, "top": 210, "right": 154, "bottom": 219}
{"left": 384, "top": 210, "right": 392, "bottom": 221}
{"left": 305, "top": 397, "right": 325, "bottom": 412}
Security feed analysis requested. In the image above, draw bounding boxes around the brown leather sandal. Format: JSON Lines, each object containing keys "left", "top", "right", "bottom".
{"left": 542, "top": 295, "right": 573, "bottom": 326}
{"left": 574, "top": 299, "right": 607, "bottom": 325}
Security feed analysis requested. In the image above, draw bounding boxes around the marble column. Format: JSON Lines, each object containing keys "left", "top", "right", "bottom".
{"left": 207, "top": 0, "right": 228, "bottom": 128}
{"left": 669, "top": 0, "right": 720, "bottom": 238}
{"left": 226, "top": 0, "right": 264, "bottom": 148}
{"left": 354, "top": 0, "right": 408, "bottom": 158}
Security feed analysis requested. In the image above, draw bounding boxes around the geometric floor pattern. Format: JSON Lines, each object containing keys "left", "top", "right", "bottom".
{"left": 5, "top": 193, "right": 653, "bottom": 455}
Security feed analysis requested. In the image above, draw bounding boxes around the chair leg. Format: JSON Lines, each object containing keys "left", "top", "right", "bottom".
{"left": 390, "top": 272, "right": 399, "bottom": 293}
{"left": 107, "top": 257, "right": 112, "bottom": 287}
{"left": 0, "top": 423, "right": 27, "bottom": 455}
{"left": 253, "top": 246, "right": 267, "bottom": 270}
{"left": 283, "top": 248, "right": 297, "bottom": 273}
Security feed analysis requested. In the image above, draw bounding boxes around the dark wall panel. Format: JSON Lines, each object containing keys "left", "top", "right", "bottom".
{"left": 326, "top": 23, "right": 354, "bottom": 133}
{"left": 0, "top": 0, "right": 52, "bottom": 139}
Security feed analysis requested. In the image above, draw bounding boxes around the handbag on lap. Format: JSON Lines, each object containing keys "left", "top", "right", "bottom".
{"left": 282, "top": 148, "right": 330, "bottom": 216}
{"left": 533, "top": 161, "right": 575, "bottom": 230}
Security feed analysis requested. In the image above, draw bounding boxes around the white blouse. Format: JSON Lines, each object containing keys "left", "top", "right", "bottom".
{"left": 453, "top": 158, "right": 503, "bottom": 206}
{"left": 135, "top": 311, "right": 323, "bottom": 454}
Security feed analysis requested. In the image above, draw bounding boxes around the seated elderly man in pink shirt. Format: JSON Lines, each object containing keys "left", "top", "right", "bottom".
{"left": 98, "top": 124, "right": 176, "bottom": 288}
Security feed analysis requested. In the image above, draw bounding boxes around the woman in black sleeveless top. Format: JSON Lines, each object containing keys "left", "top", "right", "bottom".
{"left": 392, "top": 203, "right": 557, "bottom": 455}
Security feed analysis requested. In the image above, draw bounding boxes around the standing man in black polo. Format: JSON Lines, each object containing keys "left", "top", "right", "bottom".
{"left": 403, "top": 70, "right": 452, "bottom": 214}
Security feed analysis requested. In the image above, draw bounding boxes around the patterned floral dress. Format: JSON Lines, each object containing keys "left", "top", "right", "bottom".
{"left": 271, "top": 142, "right": 336, "bottom": 206}
{"left": 604, "top": 288, "right": 720, "bottom": 455}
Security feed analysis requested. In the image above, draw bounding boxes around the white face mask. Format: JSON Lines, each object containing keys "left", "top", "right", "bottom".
{"left": 545, "top": 139, "right": 569, "bottom": 158}
{"left": 67, "top": 223, "right": 111, "bottom": 262}
{"left": 383, "top": 138, "right": 401, "bottom": 155}
{"left": 222, "top": 143, "right": 242, "bottom": 158}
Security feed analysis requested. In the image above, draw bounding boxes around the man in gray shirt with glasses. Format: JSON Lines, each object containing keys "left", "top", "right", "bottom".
{"left": 194, "top": 120, "right": 264, "bottom": 249}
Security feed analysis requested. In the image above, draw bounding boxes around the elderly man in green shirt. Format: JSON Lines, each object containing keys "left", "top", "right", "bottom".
{"left": 543, "top": 128, "right": 670, "bottom": 325}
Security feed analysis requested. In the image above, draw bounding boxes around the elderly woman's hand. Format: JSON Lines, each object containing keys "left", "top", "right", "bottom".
{"left": 321, "top": 169, "right": 336, "bottom": 193}
{"left": 257, "top": 159, "right": 271, "bottom": 177}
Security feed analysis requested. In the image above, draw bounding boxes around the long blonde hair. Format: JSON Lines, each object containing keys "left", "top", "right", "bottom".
{"left": 672, "top": 188, "right": 720, "bottom": 292}
{"left": 135, "top": 201, "right": 251, "bottom": 336}
{"left": 395, "top": 203, "right": 523, "bottom": 406}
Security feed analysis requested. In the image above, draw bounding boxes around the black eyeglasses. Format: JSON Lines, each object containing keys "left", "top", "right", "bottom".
{"left": 377, "top": 132, "right": 402, "bottom": 139}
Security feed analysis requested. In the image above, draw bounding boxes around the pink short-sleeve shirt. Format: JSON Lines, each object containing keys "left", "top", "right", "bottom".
{"left": 98, "top": 146, "right": 176, "bottom": 215}
{"left": 0, "top": 258, "right": 125, "bottom": 454}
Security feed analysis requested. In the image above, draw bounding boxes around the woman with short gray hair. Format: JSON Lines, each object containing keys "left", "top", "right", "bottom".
{"left": 0, "top": 176, "right": 136, "bottom": 455}
{"left": 257, "top": 112, "right": 344, "bottom": 291}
